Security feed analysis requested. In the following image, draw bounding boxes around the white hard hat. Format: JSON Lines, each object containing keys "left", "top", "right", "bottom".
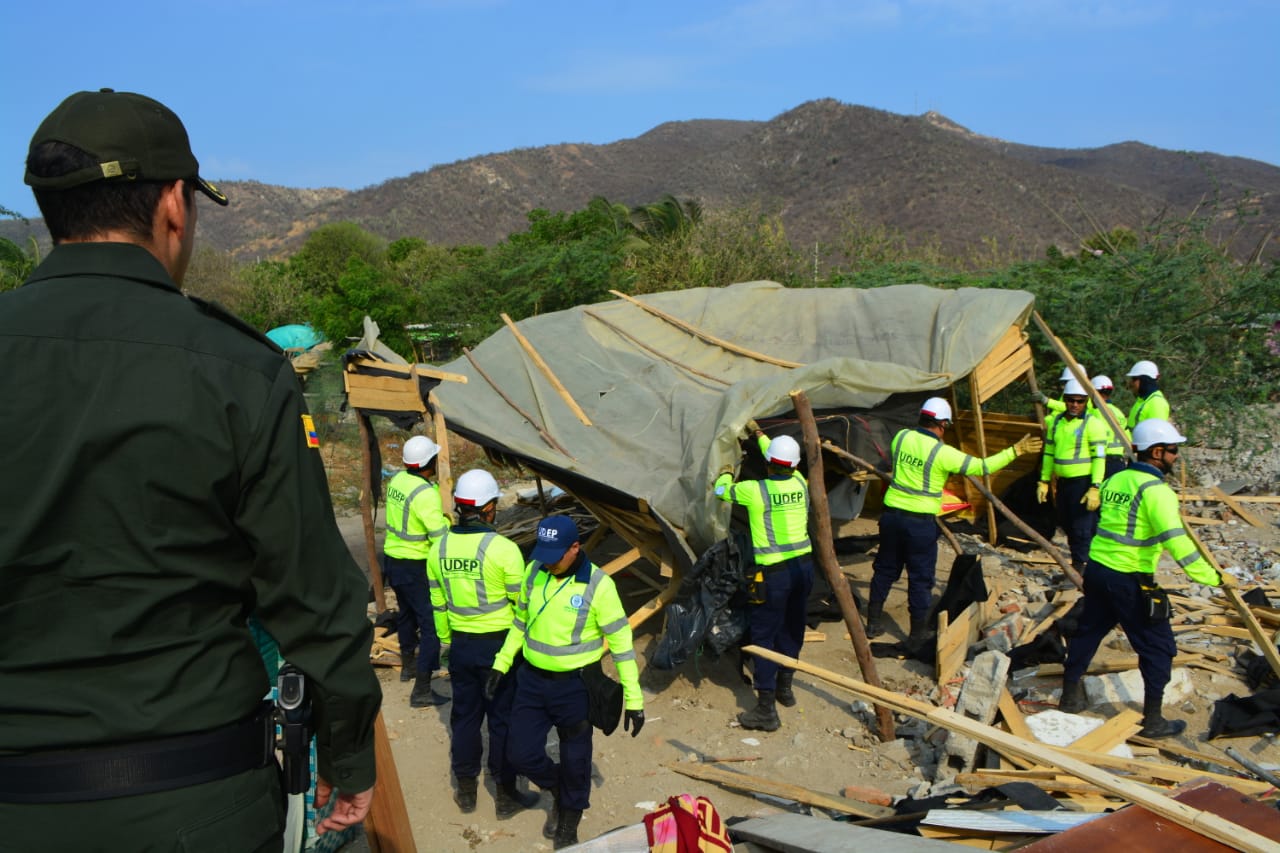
{"left": 403, "top": 435, "right": 440, "bottom": 468}
{"left": 921, "top": 397, "right": 953, "bottom": 422}
{"left": 1091, "top": 375, "right": 1113, "bottom": 391}
{"left": 454, "top": 469, "right": 501, "bottom": 507}
{"left": 766, "top": 435, "right": 801, "bottom": 468}
{"left": 1126, "top": 360, "right": 1159, "bottom": 379}
{"left": 1062, "top": 378, "right": 1088, "bottom": 397}
{"left": 1132, "top": 419, "right": 1186, "bottom": 451}
{"left": 1059, "top": 364, "right": 1087, "bottom": 382}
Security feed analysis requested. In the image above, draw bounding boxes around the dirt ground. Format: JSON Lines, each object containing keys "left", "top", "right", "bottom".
{"left": 334, "top": 453, "right": 1280, "bottom": 853}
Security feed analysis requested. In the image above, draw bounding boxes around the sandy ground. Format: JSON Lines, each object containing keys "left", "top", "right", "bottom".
{"left": 333, "top": 475, "right": 1280, "bottom": 853}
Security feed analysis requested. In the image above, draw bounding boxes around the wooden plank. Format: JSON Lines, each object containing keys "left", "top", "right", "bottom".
{"left": 1069, "top": 709, "right": 1142, "bottom": 754}
{"left": 663, "top": 761, "right": 895, "bottom": 819}
{"left": 598, "top": 546, "right": 641, "bottom": 576}
{"left": 428, "top": 391, "right": 453, "bottom": 516}
{"left": 500, "top": 312, "right": 593, "bottom": 427}
{"left": 744, "top": 644, "right": 1279, "bottom": 852}
{"left": 937, "top": 603, "right": 974, "bottom": 687}
{"left": 347, "top": 387, "right": 428, "bottom": 414}
{"left": 1212, "top": 486, "right": 1267, "bottom": 527}
{"left": 364, "top": 712, "right": 418, "bottom": 853}
{"left": 958, "top": 770, "right": 1148, "bottom": 797}
{"left": 1036, "top": 653, "right": 1201, "bottom": 676}
{"left": 1179, "top": 494, "right": 1280, "bottom": 504}
{"left": 1223, "top": 586, "right": 1280, "bottom": 682}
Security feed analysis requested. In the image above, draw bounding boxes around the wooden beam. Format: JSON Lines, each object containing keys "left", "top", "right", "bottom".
{"left": 582, "top": 308, "right": 731, "bottom": 386}
{"left": 742, "top": 644, "right": 1278, "bottom": 852}
{"left": 500, "top": 312, "right": 593, "bottom": 427}
{"left": 1211, "top": 486, "right": 1267, "bottom": 527}
{"left": 461, "top": 347, "right": 572, "bottom": 457}
{"left": 427, "top": 391, "right": 453, "bottom": 517}
{"left": 663, "top": 761, "right": 894, "bottom": 820}
{"left": 793, "top": 390, "right": 895, "bottom": 742}
{"left": 967, "top": 372, "right": 999, "bottom": 544}
{"left": 363, "top": 713, "right": 417, "bottom": 852}
{"left": 1069, "top": 709, "right": 1142, "bottom": 754}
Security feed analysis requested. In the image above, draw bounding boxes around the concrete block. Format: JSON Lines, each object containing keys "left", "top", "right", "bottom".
{"left": 1083, "top": 666, "right": 1194, "bottom": 708}
{"left": 939, "top": 650, "right": 1010, "bottom": 778}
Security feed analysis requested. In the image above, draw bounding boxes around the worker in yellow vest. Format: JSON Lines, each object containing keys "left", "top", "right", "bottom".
{"left": 1125, "top": 360, "right": 1170, "bottom": 429}
{"left": 1037, "top": 379, "right": 1108, "bottom": 572}
{"left": 1035, "top": 363, "right": 1088, "bottom": 416}
{"left": 485, "top": 515, "right": 644, "bottom": 849}
{"left": 869, "top": 398, "right": 1041, "bottom": 649}
{"left": 714, "top": 425, "right": 813, "bottom": 732}
{"left": 1091, "top": 374, "right": 1130, "bottom": 479}
{"left": 384, "top": 435, "right": 451, "bottom": 708}
{"left": 1059, "top": 419, "right": 1231, "bottom": 738}
{"left": 428, "top": 470, "right": 539, "bottom": 818}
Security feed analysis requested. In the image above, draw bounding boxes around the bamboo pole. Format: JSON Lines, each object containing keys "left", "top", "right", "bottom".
{"left": 743, "top": 645, "right": 1278, "bottom": 853}
{"left": 791, "top": 391, "right": 895, "bottom": 742}
{"left": 357, "top": 411, "right": 387, "bottom": 613}
{"left": 608, "top": 289, "right": 804, "bottom": 369}
{"left": 462, "top": 347, "right": 572, "bottom": 457}
{"left": 500, "top": 312, "right": 593, "bottom": 426}
{"left": 967, "top": 373, "right": 999, "bottom": 544}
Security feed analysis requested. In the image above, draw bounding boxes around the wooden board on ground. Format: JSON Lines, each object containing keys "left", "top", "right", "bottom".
{"left": 1069, "top": 709, "right": 1142, "bottom": 754}
{"left": 663, "top": 761, "right": 894, "bottom": 820}
{"left": 937, "top": 602, "right": 976, "bottom": 686}
{"left": 732, "top": 813, "right": 967, "bottom": 853}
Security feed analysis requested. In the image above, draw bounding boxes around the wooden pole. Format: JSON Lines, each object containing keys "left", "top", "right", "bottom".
{"left": 462, "top": 347, "right": 572, "bottom": 457}
{"left": 742, "top": 645, "right": 1278, "bottom": 853}
{"left": 1031, "top": 311, "right": 1133, "bottom": 463}
{"left": 363, "top": 712, "right": 417, "bottom": 852}
{"left": 967, "top": 373, "right": 999, "bottom": 544}
{"left": 962, "top": 473, "right": 1083, "bottom": 590}
{"left": 608, "top": 289, "right": 804, "bottom": 369}
{"left": 500, "top": 312, "right": 593, "bottom": 426}
{"left": 357, "top": 411, "right": 387, "bottom": 613}
{"left": 791, "top": 391, "right": 895, "bottom": 742}
{"left": 427, "top": 391, "right": 453, "bottom": 517}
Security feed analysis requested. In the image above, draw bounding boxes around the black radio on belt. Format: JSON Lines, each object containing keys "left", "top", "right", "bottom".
{"left": 1139, "top": 582, "right": 1172, "bottom": 622}
{"left": 276, "top": 664, "right": 313, "bottom": 795}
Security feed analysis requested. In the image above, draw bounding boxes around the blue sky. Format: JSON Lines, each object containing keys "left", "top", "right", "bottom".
{"left": 3, "top": 0, "right": 1277, "bottom": 220}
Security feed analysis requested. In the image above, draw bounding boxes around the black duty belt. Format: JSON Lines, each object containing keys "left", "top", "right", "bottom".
{"left": 527, "top": 663, "right": 584, "bottom": 681}
{"left": 454, "top": 629, "right": 510, "bottom": 641}
{"left": 885, "top": 506, "right": 935, "bottom": 520}
{"left": 0, "top": 701, "right": 275, "bottom": 804}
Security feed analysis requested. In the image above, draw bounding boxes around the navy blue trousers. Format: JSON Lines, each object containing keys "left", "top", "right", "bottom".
{"left": 449, "top": 632, "right": 519, "bottom": 783}
{"left": 871, "top": 508, "right": 938, "bottom": 615}
{"left": 507, "top": 664, "right": 594, "bottom": 811}
{"left": 1054, "top": 476, "right": 1098, "bottom": 567}
{"left": 1063, "top": 561, "right": 1176, "bottom": 700}
{"left": 385, "top": 555, "right": 440, "bottom": 673}
{"left": 747, "top": 555, "right": 814, "bottom": 691}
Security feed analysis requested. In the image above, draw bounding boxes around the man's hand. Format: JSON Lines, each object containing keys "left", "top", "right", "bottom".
{"left": 1032, "top": 391, "right": 1048, "bottom": 405}
{"left": 483, "top": 668, "right": 502, "bottom": 701}
{"left": 1013, "top": 433, "right": 1043, "bottom": 456}
{"left": 624, "top": 709, "right": 645, "bottom": 738}
{"left": 314, "top": 778, "right": 374, "bottom": 835}
{"left": 1082, "top": 487, "right": 1100, "bottom": 512}
{"left": 1036, "top": 481, "right": 1050, "bottom": 504}
{"left": 1219, "top": 572, "right": 1237, "bottom": 589}
{"left": 745, "top": 418, "right": 761, "bottom": 436}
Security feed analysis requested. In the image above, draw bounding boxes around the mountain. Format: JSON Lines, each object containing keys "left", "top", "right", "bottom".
{"left": 5, "top": 99, "right": 1277, "bottom": 264}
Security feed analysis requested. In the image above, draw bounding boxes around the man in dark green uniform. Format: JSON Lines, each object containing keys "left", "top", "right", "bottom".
{"left": 0, "top": 90, "right": 381, "bottom": 852}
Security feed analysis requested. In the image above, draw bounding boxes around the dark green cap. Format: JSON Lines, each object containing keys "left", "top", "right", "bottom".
{"left": 24, "top": 88, "right": 228, "bottom": 206}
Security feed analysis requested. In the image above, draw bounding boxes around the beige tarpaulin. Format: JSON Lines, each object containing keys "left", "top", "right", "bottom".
{"left": 433, "top": 281, "right": 1035, "bottom": 564}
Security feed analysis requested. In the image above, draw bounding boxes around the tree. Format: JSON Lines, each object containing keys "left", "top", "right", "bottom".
{"left": 289, "top": 223, "right": 387, "bottom": 295}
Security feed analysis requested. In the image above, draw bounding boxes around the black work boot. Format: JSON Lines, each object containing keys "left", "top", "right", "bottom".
{"left": 1059, "top": 679, "right": 1087, "bottom": 713}
{"left": 553, "top": 808, "right": 583, "bottom": 850}
{"left": 399, "top": 650, "right": 416, "bottom": 682}
{"left": 1138, "top": 695, "right": 1186, "bottom": 739}
{"left": 865, "top": 600, "right": 887, "bottom": 638}
{"left": 495, "top": 780, "right": 540, "bottom": 818}
{"left": 737, "top": 690, "right": 781, "bottom": 732}
{"left": 409, "top": 672, "right": 449, "bottom": 708}
{"left": 775, "top": 670, "right": 797, "bottom": 708}
{"left": 542, "top": 789, "right": 560, "bottom": 839}
{"left": 904, "top": 612, "right": 931, "bottom": 656}
{"left": 453, "top": 776, "right": 478, "bottom": 813}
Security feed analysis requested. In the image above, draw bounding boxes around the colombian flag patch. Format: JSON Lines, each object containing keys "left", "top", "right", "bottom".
{"left": 301, "top": 414, "right": 320, "bottom": 449}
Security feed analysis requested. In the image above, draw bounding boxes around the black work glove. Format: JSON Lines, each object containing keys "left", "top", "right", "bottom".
{"left": 624, "top": 709, "right": 645, "bottom": 737}
{"left": 483, "top": 668, "right": 502, "bottom": 701}
{"left": 374, "top": 609, "right": 399, "bottom": 637}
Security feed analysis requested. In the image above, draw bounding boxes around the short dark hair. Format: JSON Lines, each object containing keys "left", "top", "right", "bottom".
{"left": 27, "top": 140, "right": 191, "bottom": 243}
